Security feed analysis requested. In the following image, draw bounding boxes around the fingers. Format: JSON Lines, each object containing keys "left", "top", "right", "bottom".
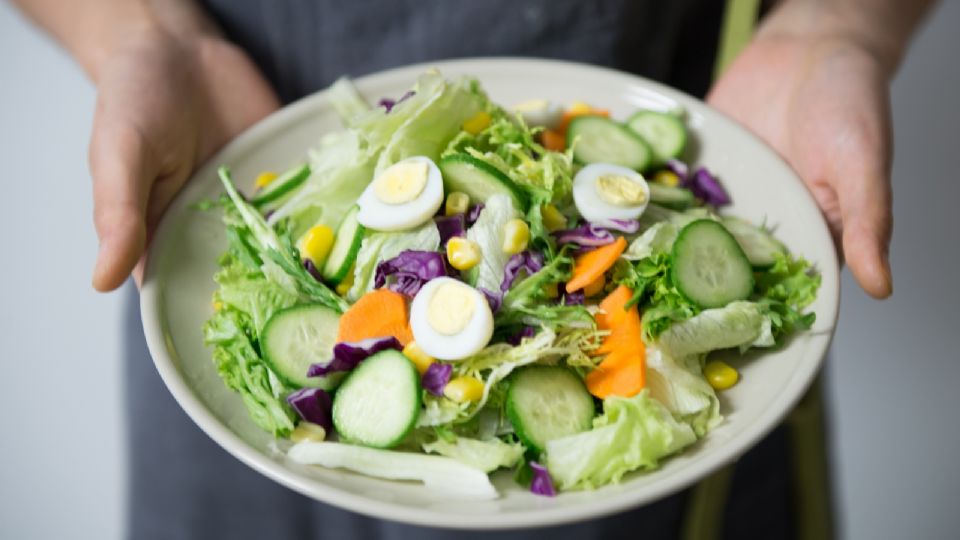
{"left": 840, "top": 174, "right": 893, "bottom": 299}
{"left": 89, "top": 104, "right": 155, "bottom": 292}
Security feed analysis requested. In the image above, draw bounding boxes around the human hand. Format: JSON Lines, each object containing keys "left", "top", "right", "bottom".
{"left": 89, "top": 28, "right": 279, "bottom": 291}
{"left": 708, "top": 33, "right": 894, "bottom": 298}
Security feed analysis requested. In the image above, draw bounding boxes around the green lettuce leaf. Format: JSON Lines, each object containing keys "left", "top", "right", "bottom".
{"left": 656, "top": 301, "right": 771, "bottom": 358}
{"left": 421, "top": 436, "right": 524, "bottom": 473}
{"left": 545, "top": 390, "right": 697, "bottom": 490}
{"left": 213, "top": 258, "right": 297, "bottom": 339}
{"left": 756, "top": 252, "right": 821, "bottom": 341}
{"left": 347, "top": 221, "right": 441, "bottom": 301}
{"left": 465, "top": 193, "right": 520, "bottom": 293}
{"left": 645, "top": 345, "right": 721, "bottom": 437}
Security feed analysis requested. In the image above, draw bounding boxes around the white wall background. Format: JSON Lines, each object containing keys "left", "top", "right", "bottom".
{"left": 0, "top": 2, "right": 956, "bottom": 539}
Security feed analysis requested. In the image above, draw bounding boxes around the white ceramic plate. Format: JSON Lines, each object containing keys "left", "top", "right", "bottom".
{"left": 141, "top": 58, "right": 839, "bottom": 529}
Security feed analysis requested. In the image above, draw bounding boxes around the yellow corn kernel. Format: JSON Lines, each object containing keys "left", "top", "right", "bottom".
{"left": 446, "top": 237, "right": 482, "bottom": 271}
{"left": 255, "top": 171, "right": 279, "bottom": 189}
{"left": 567, "top": 101, "right": 594, "bottom": 115}
{"left": 583, "top": 274, "right": 606, "bottom": 297}
{"left": 540, "top": 203, "right": 568, "bottom": 232}
{"left": 704, "top": 360, "right": 739, "bottom": 391}
{"left": 335, "top": 264, "right": 356, "bottom": 296}
{"left": 542, "top": 282, "right": 559, "bottom": 299}
{"left": 290, "top": 421, "right": 327, "bottom": 443}
{"left": 402, "top": 341, "right": 436, "bottom": 375}
{"left": 463, "top": 111, "right": 492, "bottom": 135}
{"left": 300, "top": 225, "right": 335, "bottom": 266}
{"left": 445, "top": 191, "right": 470, "bottom": 216}
{"left": 443, "top": 376, "right": 485, "bottom": 403}
{"left": 652, "top": 170, "right": 680, "bottom": 187}
{"left": 212, "top": 300, "right": 224, "bottom": 311}
{"left": 502, "top": 219, "right": 530, "bottom": 255}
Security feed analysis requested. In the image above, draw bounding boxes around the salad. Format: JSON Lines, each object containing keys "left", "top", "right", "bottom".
{"left": 203, "top": 71, "right": 820, "bottom": 499}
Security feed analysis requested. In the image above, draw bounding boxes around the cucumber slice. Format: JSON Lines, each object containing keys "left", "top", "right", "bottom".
{"left": 626, "top": 110, "right": 687, "bottom": 164}
{"left": 438, "top": 154, "right": 528, "bottom": 211}
{"left": 332, "top": 350, "right": 421, "bottom": 448}
{"left": 262, "top": 304, "right": 342, "bottom": 389}
{"left": 505, "top": 366, "right": 595, "bottom": 455}
{"left": 721, "top": 217, "right": 786, "bottom": 269}
{"left": 251, "top": 163, "right": 311, "bottom": 208}
{"left": 671, "top": 219, "right": 754, "bottom": 308}
{"left": 648, "top": 182, "right": 696, "bottom": 210}
{"left": 567, "top": 115, "right": 652, "bottom": 171}
{"left": 321, "top": 205, "right": 365, "bottom": 285}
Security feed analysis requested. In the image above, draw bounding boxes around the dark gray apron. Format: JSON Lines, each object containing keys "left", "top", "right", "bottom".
{"left": 124, "top": 1, "right": 799, "bottom": 538}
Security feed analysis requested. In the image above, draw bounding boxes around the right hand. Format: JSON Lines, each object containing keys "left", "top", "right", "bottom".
{"left": 89, "top": 28, "right": 279, "bottom": 291}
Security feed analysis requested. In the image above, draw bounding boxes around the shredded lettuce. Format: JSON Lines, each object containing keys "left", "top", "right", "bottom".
{"left": 545, "top": 390, "right": 697, "bottom": 490}
{"left": 421, "top": 436, "right": 524, "bottom": 473}
{"left": 756, "top": 252, "right": 820, "bottom": 340}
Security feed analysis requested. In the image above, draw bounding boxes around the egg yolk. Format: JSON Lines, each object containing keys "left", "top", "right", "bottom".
{"left": 427, "top": 282, "right": 476, "bottom": 336}
{"left": 374, "top": 161, "right": 428, "bottom": 204}
{"left": 596, "top": 174, "right": 647, "bottom": 206}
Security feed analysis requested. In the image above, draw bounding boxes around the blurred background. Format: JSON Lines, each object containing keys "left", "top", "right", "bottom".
{"left": 1, "top": 2, "right": 957, "bottom": 539}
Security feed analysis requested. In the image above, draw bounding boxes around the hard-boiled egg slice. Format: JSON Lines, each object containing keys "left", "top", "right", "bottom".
{"left": 512, "top": 99, "right": 563, "bottom": 130}
{"left": 572, "top": 163, "right": 650, "bottom": 222}
{"left": 410, "top": 277, "right": 494, "bottom": 361}
{"left": 356, "top": 156, "right": 444, "bottom": 231}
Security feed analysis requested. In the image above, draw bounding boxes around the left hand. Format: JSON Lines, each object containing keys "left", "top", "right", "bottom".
{"left": 708, "top": 33, "right": 894, "bottom": 298}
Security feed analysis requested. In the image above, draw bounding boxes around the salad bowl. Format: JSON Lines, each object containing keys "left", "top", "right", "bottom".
{"left": 140, "top": 57, "right": 839, "bottom": 529}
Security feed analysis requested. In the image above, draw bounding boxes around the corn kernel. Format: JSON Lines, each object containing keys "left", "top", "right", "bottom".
{"left": 653, "top": 170, "right": 680, "bottom": 187}
{"left": 542, "top": 282, "right": 559, "bottom": 298}
{"left": 463, "top": 111, "right": 492, "bottom": 135}
{"left": 290, "top": 421, "right": 327, "bottom": 443}
{"left": 212, "top": 300, "right": 224, "bottom": 311}
{"left": 443, "top": 376, "right": 484, "bottom": 403}
{"left": 446, "top": 237, "right": 482, "bottom": 271}
{"left": 300, "top": 224, "right": 335, "bottom": 266}
{"left": 255, "top": 171, "right": 279, "bottom": 189}
{"left": 445, "top": 191, "right": 470, "bottom": 216}
{"left": 502, "top": 219, "right": 530, "bottom": 254}
{"left": 403, "top": 341, "right": 436, "bottom": 375}
{"left": 540, "top": 203, "right": 568, "bottom": 232}
{"left": 335, "top": 264, "right": 356, "bottom": 296}
{"left": 567, "top": 101, "right": 595, "bottom": 115}
{"left": 704, "top": 360, "right": 739, "bottom": 391}
{"left": 583, "top": 274, "right": 606, "bottom": 297}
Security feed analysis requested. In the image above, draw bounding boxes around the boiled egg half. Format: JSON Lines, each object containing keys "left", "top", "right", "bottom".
{"left": 356, "top": 156, "right": 444, "bottom": 231}
{"left": 572, "top": 163, "right": 650, "bottom": 222}
{"left": 410, "top": 277, "right": 494, "bottom": 361}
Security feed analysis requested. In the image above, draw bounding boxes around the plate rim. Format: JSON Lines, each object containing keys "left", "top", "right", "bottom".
{"left": 140, "top": 56, "right": 840, "bottom": 529}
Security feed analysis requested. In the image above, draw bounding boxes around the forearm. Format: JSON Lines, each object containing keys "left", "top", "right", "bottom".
{"left": 10, "top": 0, "right": 218, "bottom": 82}
{"left": 759, "top": 0, "right": 938, "bottom": 76}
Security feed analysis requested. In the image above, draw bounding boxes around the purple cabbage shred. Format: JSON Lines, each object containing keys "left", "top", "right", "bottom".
{"left": 466, "top": 204, "right": 485, "bottom": 226}
{"left": 684, "top": 167, "right": 731, "bottom": 207}
{"left": 506, "top": 326, "right": 536, "bottom": 345}
{"left": 378, "top": 90, "right": 415, "bottom": 113}
{"left": 553, "top": 223, "right": 615, "bottom": 247}
{"left": 286, "top": 388, "right": 333, "bottom": 432}
{"left": 303, "top": 259, "right": 324, "bottom": 282}
{"left": 562, "top": 290, "right": 585, "bottom": 305}
{"left": 421, "top": 363, "right": 453, "bottom": 397}
{"left": 306, "top": 336, "right": 402, "bottom": 377}
{"left": 529, "top": 461, "right": 557, "bottom": 497}
{"left": 480, "top": 288, "right": 502, "bottom": 312}
{"left": 500, "top": 251, "right": 545, "bottom": 293}
{"left": 434, "top": 214, "right": 466, "bottom": 247}
{"left": 375, "top": 250, "right": 451, "bottom": 297}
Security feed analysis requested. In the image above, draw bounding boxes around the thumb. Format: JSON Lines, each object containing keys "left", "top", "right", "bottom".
{"left": 837, "top": 157, "right": 893, "bottom": 299}
{"left": 89, "top": 105, "right": 155, "bottom": 292}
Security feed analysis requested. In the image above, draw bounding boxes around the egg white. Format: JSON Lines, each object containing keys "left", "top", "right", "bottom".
{"left": 572, "top": 163, "right": 650, "bottom": 222}
{"left": 409, "top": 277, "right": 494, "bottom": 361}
{"left": 356, "top": 156, "right": 444, "bottom": 231}
{"left": 512, "top": 99, "right": 563, "bottom": 129}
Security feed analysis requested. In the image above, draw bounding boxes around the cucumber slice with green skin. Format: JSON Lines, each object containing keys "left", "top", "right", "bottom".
{"left": 505, "top": 366, "right": 595, "bottom": 456}
{"left": 332, "top": 350, "right": 421, "bottom": 448}
{"left": 721, "top": 216, "right": 786, "bottom": 269}
{"left": 251, "top": 163, "right": 311, "bottom": 208}
{"left": 321, "top": 205, "right": 365, "bottom": 285}
{"left": 648, "top": 182, "right": 696, "bottom": 210}
{"left": 567, "top": 115, "right": 653, "bottom": 171}
{"left": 439, "top": 154, "right": 528, "bottom": 212}
{"left": 626, "top": 110, "right": 687, "bottom": 164}
{"left": 671, "top": 219, "right": 754, "bottom": 308}
{"left": 261, "top": 304, "right": 342, "bottom": 390}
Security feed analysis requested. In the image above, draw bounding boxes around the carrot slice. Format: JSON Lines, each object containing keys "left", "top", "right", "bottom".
{"left": 541, "top": 129, "right": 566, "bottom": 152}
{"left": 566, "top": 237, "right": 627, "bottom": 293}
{"left": 586, "top": 285, "right": 646, "bottom": 398}
{"left": 337, "top": 289, "right": 414, "bottom": 345}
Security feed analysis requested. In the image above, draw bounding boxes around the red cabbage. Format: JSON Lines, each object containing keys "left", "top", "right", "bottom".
{"left": 378, "top": 90, "right": 414, "bottom": 112}
{"left": 562, "top": 290, "right": 585, "bottom": 305}
{"left": 553, "top": 223, "right": 615, "bottom": 247}
{"left": 421, "top": 362, "right": 453, "bottom": 396}
{"left": 375, "top": 250, "right": 451, "bottom": 297}
{"left": 306, "top": 336, "right": 402, "bottom": 377}
{"left": 506, "top": 326, "right": 536, "bottom": 345}
{"left": 466, "top": 203, "right": 485, "bottom": 226}
{"left": 529, "top": 461, "right": 556, "bottom": 497}
{"left": 592, "top": 219, "right": 640, "bottom": 234}
{"left": 685, "top": 167, "right": 731, "bottom": 207}
{"left": 286, "top": 388, "right": 333, "bottom": 431}
{"left": 303, "top": 259, "right": 323, "bottom": 282}
{"left": 479, "top": 287, "right": 502, "bottom": 312}
{"left": 434, "top": 214, "right": 466, "bottom": 247}
{"left": 500, "top": 251, "right": 545, "bottom": 293}
{"left": 665, "top": 158, "right": 690, "bottom": 181}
